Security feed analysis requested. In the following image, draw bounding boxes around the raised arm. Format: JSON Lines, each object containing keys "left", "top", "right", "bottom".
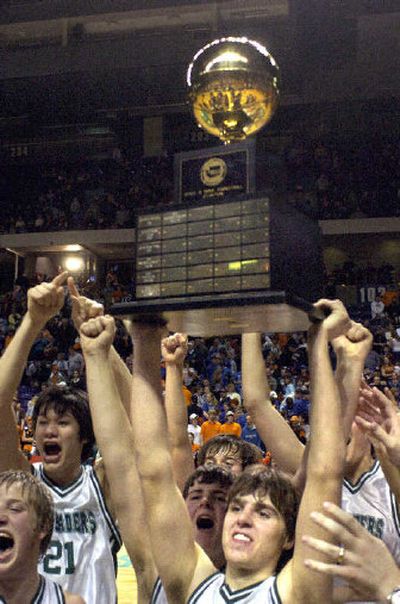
{"left": 68, "top": 277, "right": 132, "bottom": 412}
{"left": 242, "top": 332, "right": 304, "bottom": 475}
{"left": 356, "top": 384, "right": 400, "bottom": 502}
{"left": 279, "top": 299, "right": 354, "bottom": 604}
{"left": 0, "top": 272, "right": 68, "bottom": 472}
{"left": 162, "top": 333, "right": 195, "bottom": 491}
{"left": 80, "top": 315, "right": 156, "bottom": 603}
{"left": 129, "top": 323, "right": 214, "bottom": 604}
{"left": 332, "top": 324, "right": 372, "bottom": 440}
{"left": 293, "top": 319, "right": 372, "bottom": 493}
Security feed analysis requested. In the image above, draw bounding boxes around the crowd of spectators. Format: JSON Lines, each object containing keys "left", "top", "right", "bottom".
{"left": 286, "top": 136, "right": 400, "bottom": 220}
{"left": 326, "top": 260, "right": 396, "bottom": 287}
{"left": 2, "top": 271, "right": 400, "bottom": 463}
{"left": 1, "top": 128, "right": 400, "bottom": 462}
{"left": 1, "top": 133, "right": 399, "bottom": 234}
{"left": 0, "top": 154, "right": 174, "bottom": 234}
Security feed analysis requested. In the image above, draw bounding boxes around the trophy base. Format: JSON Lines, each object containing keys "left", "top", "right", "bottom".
{"left": 110, "top": 291, "right": 319, "bottom": 336}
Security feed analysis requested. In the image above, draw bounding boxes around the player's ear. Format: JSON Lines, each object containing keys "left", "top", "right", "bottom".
{"left": 282, "top": 535, "right": 294, "bottom": 551}
{"left": 38, "top": 530, "right": 48, "bottom": 542}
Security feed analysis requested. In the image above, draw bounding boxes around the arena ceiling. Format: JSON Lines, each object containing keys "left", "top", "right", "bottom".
{"left": 0, "top": 0, "right": 399, "bottom": 133}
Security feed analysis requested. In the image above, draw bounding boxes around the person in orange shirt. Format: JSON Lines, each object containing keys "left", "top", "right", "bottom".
{"left": 188, "top": 432, "right": 200, "bottom": 457}
{"left": 220, "top": 410, "right": 241, "bottom": 437}
{"left": 200, "top": 408, "right": 222, "bottom": 443}
{"left": 182, "top": 384, "right": 192, "bottom": 406}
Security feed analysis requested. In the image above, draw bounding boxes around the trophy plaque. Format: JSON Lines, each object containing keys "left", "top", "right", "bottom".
{"left": 110, "top": 39, "right": 323, "bottom": 336}
{"left": 174, "top": 140, "right": 255, "bottom": 204}
{"left": 110, "top": 195, "right": 324, "bottom": 336}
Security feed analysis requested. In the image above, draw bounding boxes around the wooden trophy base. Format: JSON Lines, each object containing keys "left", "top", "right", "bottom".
{"left": 110, "top": 291, "right": 321, "bottom": 336}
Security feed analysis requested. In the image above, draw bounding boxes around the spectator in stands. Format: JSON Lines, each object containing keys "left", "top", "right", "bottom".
{"left": 241, "top": 413, "right": 265, "bottom": 452}
{"left": 388, "top": 329, "right": 400, "bottom": 362}
{"left": 292, "top": 388, "right": 310, "bottom": 422}
{"left": 200, "top": 408, "right": 222, "bottom": 443}
{"left": 224, "top": 381, "right": 241, "bottom": 406}
{"left": 371, "top": 295, "right": 386, "bottom": 320}
{"left": 186, "top": 395, "right": 205, "bottom": 422}
{"left": 220, "top": 410, "right": 241, "bottom": 437}
{"left": 289, "top": 415, "right": 307, "bottom": 444}
{"left": 188, "top": 413, "right": 202, "bottom": 447}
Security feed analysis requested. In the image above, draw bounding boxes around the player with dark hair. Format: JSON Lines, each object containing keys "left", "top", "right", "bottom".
{"left": 79, "top": 315, "right": 235, "bottom": 602}
{"left": 0, "top": 274, "right": 121, "bottom": 603}
{"left": 127, "top": 299, "right": 358, "bottom": 604}
{"left": 31, "top": 385, "right": 95, "bottom": 463}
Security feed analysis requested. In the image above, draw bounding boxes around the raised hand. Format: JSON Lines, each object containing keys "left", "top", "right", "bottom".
{"left": 311, "top": 298, "right": 352, "bottom": 342}
{"left": 331, "top": 321, "right": 373, "bottom": 361}
{"left": 80, "top": 315, "right": 116, "bottom": 357}
{"left": 27, "top": 271, "right": 68, "bottom": 326}
{"left": 303, "top": 502, "right": 400, "bottom": 603}
{"left": 356, "top": 386, "right": 400, "bottom": 466}
{"left": 68, "top": 276, "right": 104, "bottom": 331}
{"left": 161, "top": 333, "right": 188, "bottom": 366}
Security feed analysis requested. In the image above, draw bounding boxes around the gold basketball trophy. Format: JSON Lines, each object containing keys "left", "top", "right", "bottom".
{"left": 111, "top": 38, "right": 324, "bottom": 334}
{"left": 186, "top": 36, "right": 280, "bottom": 144}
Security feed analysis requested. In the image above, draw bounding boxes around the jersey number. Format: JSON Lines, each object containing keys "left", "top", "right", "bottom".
{"left": 43, "top": 540, "right": 75, "bottom": 575}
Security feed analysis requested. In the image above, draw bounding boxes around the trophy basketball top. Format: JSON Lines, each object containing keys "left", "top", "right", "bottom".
{"left": 187, "top": 36, "right": 280, "bottom": 144}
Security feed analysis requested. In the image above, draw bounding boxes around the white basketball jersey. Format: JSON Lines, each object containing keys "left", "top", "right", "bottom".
{"left": 341, "top": 460, "right": 400, "bottom": 604}
{"left": 33, "top": 576, "right": 66, "bottom": 604}
{"left": 33, "top": 463, "right": 122, "bottom": 604}
{"left": 342, "top": 460, "right": 400, "bottom": 564}
{"left": 151, "top": 573, "right": 281, "bottom": 604}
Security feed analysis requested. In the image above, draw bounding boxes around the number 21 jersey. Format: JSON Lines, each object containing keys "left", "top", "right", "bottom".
{"left": 33, "top": 463, "right": 122, "bottom": 604}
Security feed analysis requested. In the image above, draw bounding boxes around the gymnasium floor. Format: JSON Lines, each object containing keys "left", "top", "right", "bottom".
{"left": 117, "top": 545, "right": 138, "bottom": 603}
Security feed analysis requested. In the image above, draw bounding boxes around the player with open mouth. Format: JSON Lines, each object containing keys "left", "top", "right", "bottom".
{"left": 0, "top": 470, "right": 84, "bottom": 603}
{"left": 0, "top": 274, "right": 122, "bottom": 603}
{"left": 127, "top": 299, "right": 370, "bottom": 604}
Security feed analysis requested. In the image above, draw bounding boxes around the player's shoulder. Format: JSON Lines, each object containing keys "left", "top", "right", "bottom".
{"left": 93, "top": 457, "right": 105, "bottom": 485}
{"left": 187, "top": 544, "right": 218, "bottom": 600}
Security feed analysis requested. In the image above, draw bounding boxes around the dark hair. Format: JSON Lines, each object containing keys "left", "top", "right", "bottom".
{"left": 0, "top": 470, "right": 54, "bottom": 557}
{"left": 197, "top": 435, "right": 262, "bottom": 470}
{"left": 228, "top": 465, "right": 299, "bottom": 543}
{"left": 183, "top": 464, "right": 234, "bottom": 499}
{"left": 32, "top": 385, "right": 95, "bottom": 462}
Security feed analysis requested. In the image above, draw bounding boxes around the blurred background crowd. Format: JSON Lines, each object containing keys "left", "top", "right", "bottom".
{"left": 1, "top": 133, "right": 400, "bottom": 235}
{"left": 3, "top": 269, "right": 400, "bottom": 463}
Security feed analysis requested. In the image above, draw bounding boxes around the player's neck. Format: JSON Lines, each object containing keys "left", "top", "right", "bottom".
{"left": 225, "top": 562, "right": 274, "bottom": 591}
{"left": 0, "top": 571, "right": 41, "bottom": 604}
{"left": 344, "top": 454, "right": 375, "bottom": 484}
{"left": 44, "top": 459, "right": 82, "bottom": 487}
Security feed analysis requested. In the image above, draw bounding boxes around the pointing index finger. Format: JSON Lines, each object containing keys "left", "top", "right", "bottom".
{"left": 52, "top": 271, "right": 69, "bottom": 287}
{"left": 67, "top": 276, "right": 80, "bottom": 298}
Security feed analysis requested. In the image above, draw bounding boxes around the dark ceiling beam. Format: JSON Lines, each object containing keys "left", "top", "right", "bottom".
{"left": 0, "top": 0, "right": 212, "bottom": 24}
{"left": 0, "top": 32, "right": 196, "bottom": 80}
{"left": 0, "top": 19, "right": 289, "bottom": 82}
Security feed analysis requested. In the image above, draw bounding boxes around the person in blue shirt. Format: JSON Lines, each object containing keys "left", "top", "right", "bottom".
{"left": 292, "top": 388, "right": 310, "bottom": 422}
{"left": 241, "top": 413, "right": 265, "bottom": 453}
